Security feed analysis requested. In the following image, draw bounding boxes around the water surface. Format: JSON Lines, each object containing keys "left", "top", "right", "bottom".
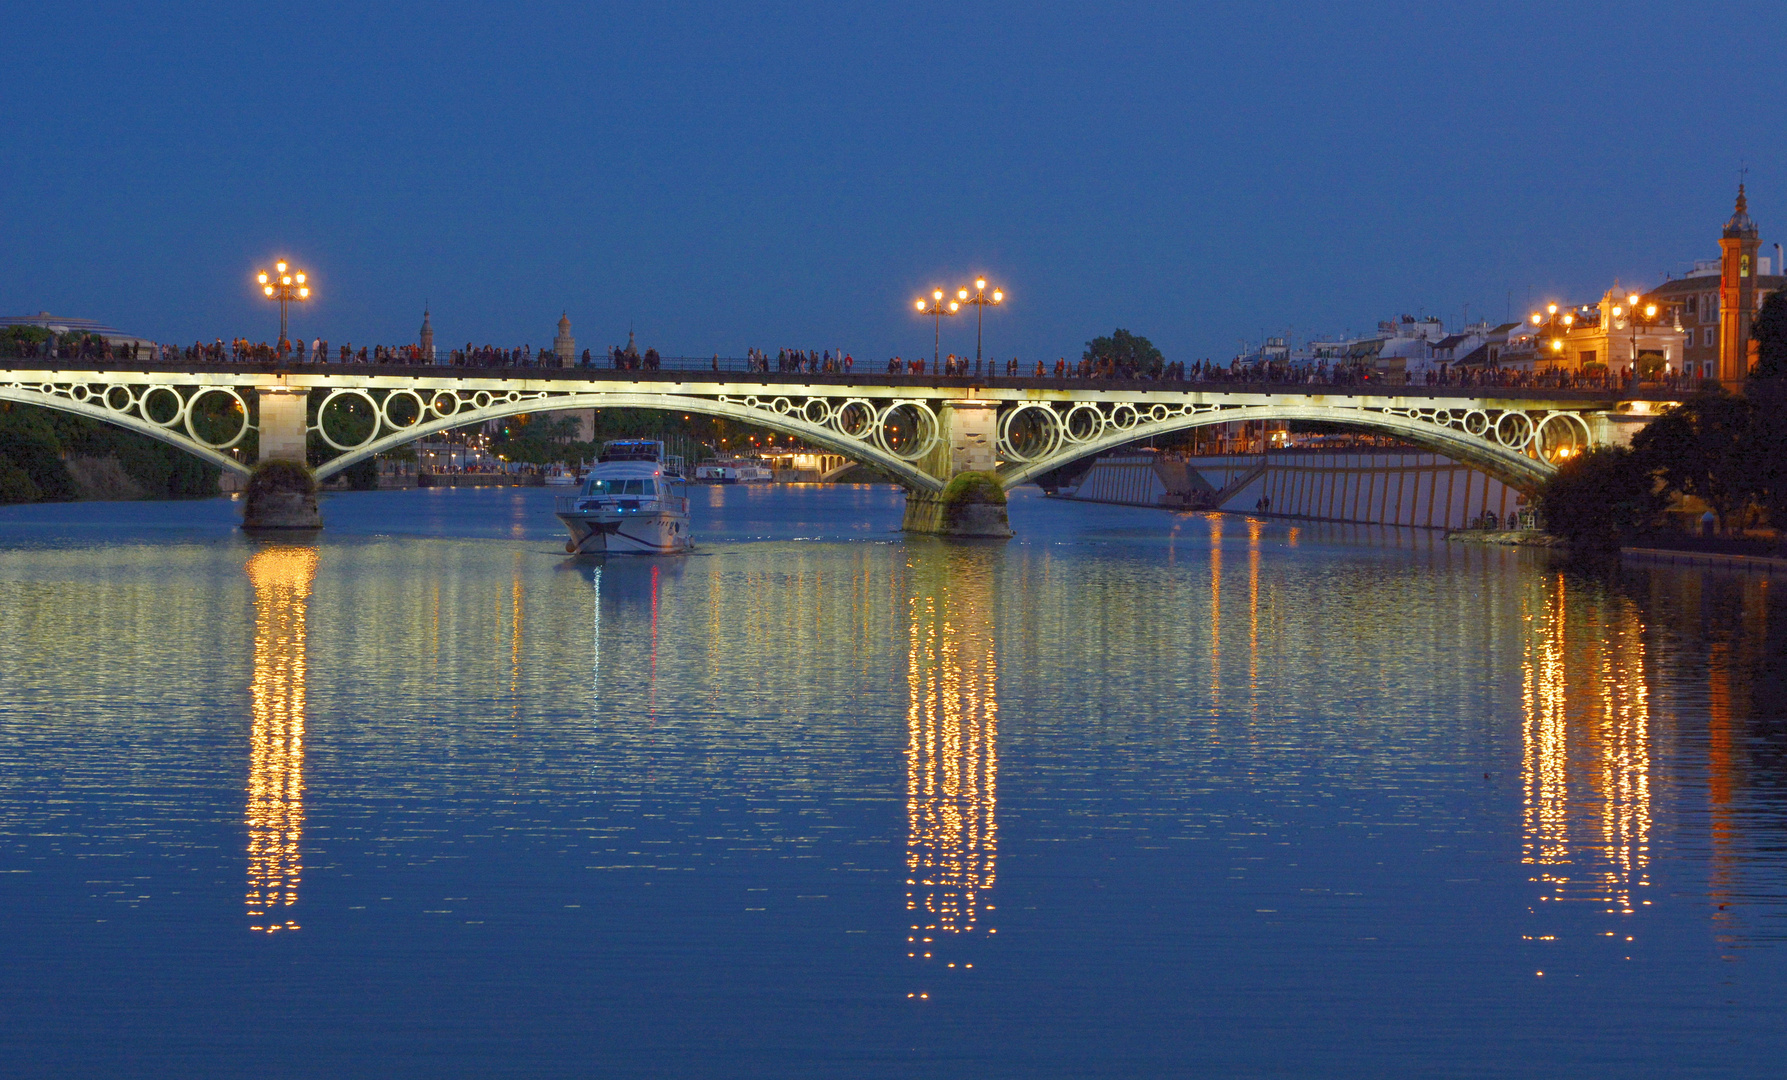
{"left": 1, "top": 485, "right": 1783, "bottom": 1078}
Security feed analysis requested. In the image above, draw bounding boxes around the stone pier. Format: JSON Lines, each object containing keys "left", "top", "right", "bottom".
{"left": 243, "top": 388, "right": 321, "bottom": 529}
{"left": 902, "top": 401, "right": 1012, "bottom": 538}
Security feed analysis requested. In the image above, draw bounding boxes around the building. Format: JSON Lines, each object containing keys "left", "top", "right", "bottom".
{"left": 1511, "top": 291, "right": 1683, "bottom": 377}
{"left": 419, "top": 307, "right": 434, "bottom": 362}
{"left": 553, "top": 313, "right": 575, "bottom": 366}
{"left": 1646, "top": 186, "right": 1784, "bottom": 382}
{"left": 0, "top": 311, "right": 156, "bottom": 351}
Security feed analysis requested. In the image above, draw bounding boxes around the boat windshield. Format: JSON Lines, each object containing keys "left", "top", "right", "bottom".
{"left": 581, "top": 478, "right": 658, "bottom": 496}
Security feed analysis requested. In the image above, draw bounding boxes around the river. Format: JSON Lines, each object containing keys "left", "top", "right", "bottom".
{"left": 1, "top": 484, "right": 1783, "bottom": 1078}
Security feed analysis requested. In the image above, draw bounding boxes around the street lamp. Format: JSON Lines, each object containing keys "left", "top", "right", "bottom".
{"left": 257, "top": 259, "right": 311, "bottom": 347}
{"left": 1611, "top": 291, "right": 1661, "bottom": 380}
{"left": 914, "top": 288, "right": 959, "bottom": 368}
{"left": 956, "top": 277, "right": 1005, "bottom": 363}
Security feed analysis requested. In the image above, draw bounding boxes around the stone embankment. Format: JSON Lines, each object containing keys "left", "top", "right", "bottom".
{"left": 1444, "top": 528, "right": 1563, "bottom": 547}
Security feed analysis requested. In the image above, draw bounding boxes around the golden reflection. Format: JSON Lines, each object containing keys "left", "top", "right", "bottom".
{"left": 906, "top": 552, "right": 998, "bottom": 975}
{"left": 245, "top": 544, "right": 317, "bottom": 933}
{"left": 1520, "top": 573, "right": 1652, "bottom": 918}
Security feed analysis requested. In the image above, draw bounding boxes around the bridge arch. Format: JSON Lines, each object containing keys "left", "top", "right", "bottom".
{"left": 0, "top": 383, "right": 254, "bottom": 477}
{"left": 311, "top": 391, "right": 947, "bottom": 492}
{"left": 999, "top": 404, "right": 1562, "bottom": 492}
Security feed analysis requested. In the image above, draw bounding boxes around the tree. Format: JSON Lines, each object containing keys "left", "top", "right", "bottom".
{"left": 1752, "top": 288, "right": 1787, "bottom": 379}
{"left": 1535, "top": 446, "right": 1665, "bottom": 554}
{"left": 1083, "top": 329, "right": 1164, "bottom": 376}
{"left": 1630, "top": 394, "right": 1760, "bottom": 533}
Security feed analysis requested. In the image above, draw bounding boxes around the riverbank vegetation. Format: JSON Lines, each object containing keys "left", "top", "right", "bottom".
{"left": 0, "top": 402, "right": 220, "bottom": 505}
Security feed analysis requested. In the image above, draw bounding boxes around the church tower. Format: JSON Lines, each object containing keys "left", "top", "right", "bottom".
{"left": 1719, "top": 185, "right": 1760, "bottom": 386}
{"left": 554, "top": 312, "right": 575, "bottom": 367}
{"left": 419, "top": 306, "right": 434, "bottom": 363}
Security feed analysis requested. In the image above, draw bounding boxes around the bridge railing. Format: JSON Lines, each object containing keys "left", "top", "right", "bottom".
{"left": 0, "top": 355, "right": 1697, "bottom": 401}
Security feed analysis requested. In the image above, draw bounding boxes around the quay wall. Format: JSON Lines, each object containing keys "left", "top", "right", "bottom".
{"left": 1061, "top": 451, "right": 1524, "bottom": 531}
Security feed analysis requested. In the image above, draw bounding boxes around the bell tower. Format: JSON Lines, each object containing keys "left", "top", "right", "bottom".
{"left": 1719, "top": 185, "right": 1760, "bottom": 387}
{"left": 419, "top": 306, "right": 434, "bottom": 363}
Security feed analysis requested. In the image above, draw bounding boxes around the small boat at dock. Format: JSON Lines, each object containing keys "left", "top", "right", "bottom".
{"left": 554, "top": 440, "right": 693, "bottom": 554}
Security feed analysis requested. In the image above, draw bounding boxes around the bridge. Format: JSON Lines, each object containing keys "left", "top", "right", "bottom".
{"left": 0, "top": 361, "right": 1668, "bottom": 533}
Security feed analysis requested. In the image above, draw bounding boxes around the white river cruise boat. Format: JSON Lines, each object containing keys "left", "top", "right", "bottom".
{"left": 692, "top": 459, "right": 737, "bottom": 484}
{"left": 554, "top": 440, "right": 693, "bottom": 555}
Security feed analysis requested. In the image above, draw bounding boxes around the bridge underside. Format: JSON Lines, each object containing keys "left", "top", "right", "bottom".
{"left": 3, "top": 368, "right": 1641, "bottom": 531}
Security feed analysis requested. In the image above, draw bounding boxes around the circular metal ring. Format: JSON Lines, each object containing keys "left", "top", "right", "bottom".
{"left": 1462, "top": 410, "right": 1489, "bottom": 436}
{"left": 68, "top": 385, "right": 90, "bottom": 403}
{"left": 832, "top": 398, "right": 878, "bottom": 440}
{"left": 382, "top": 389, "right": 428, "bottom": 429}
{"left": 1149, "top": 403, "right": 1172, "bottom": 422}
{"left": 999, "top": 402, "right": 1062, "bottom": 462}
{"left": 103, "top": 385, "right": 137, "bottom": 413}
{"left": 1109, "top": 403, "right": 1140, "bottom": 430}
{"left": 140, "top": 385, "right": 186, "bottom": 428}
{"left": 428, "top": 391, "right": 461, "bottom": 419}
{"left": 182, "top": 387, "right": 251, "bottom": 450}
{"left": 317, "top": 388, "right": 382, "bottom": 451}
{"left": 802, "top": 399, "right": 831, "bottom": 425}
{"left": 1536, "top": 411, "right": 1593, "bottom": 463}
{"left": 875, "top": 400, "right": 940, "bottom": 461}
{"left": 1062, "top": 403, "right": 1106, "bottom": 444}
{"left": 771, "top": 396, "right": 796, "bottom": 414}
{"left": 1494, "top": 411, "right": 1535, "bottom": 449}
{"left": 472, "top": 390, "right": 493, "bottom": 410}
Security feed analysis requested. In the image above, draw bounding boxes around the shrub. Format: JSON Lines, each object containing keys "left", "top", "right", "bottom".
{"left": 941, "top": 471, "right": 1006, "bottom": 506}
{"left": 246, "top": 459, "right": 316, "bottom": 501}
{"left": 0, "top": 453, "right": 39, "bottom": 504}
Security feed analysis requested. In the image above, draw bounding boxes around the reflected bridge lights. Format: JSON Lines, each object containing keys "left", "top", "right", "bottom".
{"left": 245, "top": 544, "right": 317, "bottom": 933}
{"left": 904, "top": 559, "right": 999, "bottom": 990}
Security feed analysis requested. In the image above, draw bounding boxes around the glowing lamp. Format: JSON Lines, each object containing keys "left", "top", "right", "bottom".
{"left": 264, "top": 286, "right": 274, "bottom": 296}
{"left": 916, "top": 299, "right": 927, "bottom": 311}
{"left": 258, "top": 273, "right": 268, "bottom": 284}
{"left": 976, "top": 278, "right": 986, "bottom": 290}
{"left": 276, "top": 261, "right": 287, "bottom": 273}
{"left": 949, "top": 301, "right": 959, "bottom": 312}
{"left": 1628, "top": 294, "right": 1639, "bottom": 305}
{"left": 1562, "top": 314, "right": 1573, "bottom": 325}
{"left": 298, "top": 288, "right": 309, "bottom": 298}
{"left": 296, "top": 274, "right": 305, "bottom": 284}
{"left": 1612, "top": 306, "right": 1623, "bottom": 317}
{"left": 1645, "top": 304, "right": 1657, "bottom": 318}
{"left": 993, "top": 290, "right": 1003, "bottom": 302}
{"left": 1547, "top": 304, "right": 1558, "bottom": 315}
{"left": 958, "top": 288, "right": 968, "bottom": 301}
{"left": 1551, "top": 339, "right": 1563, "bottom": 352}
{"left": 1531, "top": 313, "right": 1542, "bottom": 324}
{"left": 933, "top": 289, "right": 944, "bottom": 301}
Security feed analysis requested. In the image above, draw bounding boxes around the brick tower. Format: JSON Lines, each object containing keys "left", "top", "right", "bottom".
{"left": 1719, "top": 185, "right": 1760, "bottom": 387}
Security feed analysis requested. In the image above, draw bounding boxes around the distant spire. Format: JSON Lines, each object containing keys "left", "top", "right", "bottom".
{"left": 1725, "top": 183, "right": 1758, "bottom": 239}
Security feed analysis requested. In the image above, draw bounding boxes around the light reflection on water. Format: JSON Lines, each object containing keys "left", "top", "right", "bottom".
{"left": 244, "top": 544, "right": 316, "bottom": 932}
{"left": 0, "top": 486, "right": 1784, "bottom": 1076}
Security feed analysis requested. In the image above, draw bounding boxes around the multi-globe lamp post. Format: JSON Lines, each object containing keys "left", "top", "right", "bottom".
{"left": 914, "top": 288, "right": 959, "bottom": 368}
{"left": 257, "top": 260, "right": 310, "bottom": 346}
{"left": 955, "top": 278, "right": 1004, "bottom": 363}
{"left": 1611, "top": 292, "right": 1659, "bottom": 377}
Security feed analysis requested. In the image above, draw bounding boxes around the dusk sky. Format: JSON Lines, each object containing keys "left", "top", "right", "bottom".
{"left": 6, "top": 0, "right": 1784, "bottom": 362}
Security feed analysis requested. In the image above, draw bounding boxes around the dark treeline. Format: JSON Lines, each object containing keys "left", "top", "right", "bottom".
{"left": 0, "top": 403, "right": 220, "bottom": 504}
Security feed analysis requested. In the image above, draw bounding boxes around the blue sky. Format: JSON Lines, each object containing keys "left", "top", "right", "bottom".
{"left": 5, "top": 1, "right": 1783, "bottom": 361}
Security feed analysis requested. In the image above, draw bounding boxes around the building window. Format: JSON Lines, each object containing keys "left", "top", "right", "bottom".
{"left": 1685, "top": 295, "right": 1698, "bottom": 316}
{"left": 1706, "top": 328, "right": 1717, "bottom": 347}
{"left": 1579, "top": 350, "right": 1597, "bottom": 367}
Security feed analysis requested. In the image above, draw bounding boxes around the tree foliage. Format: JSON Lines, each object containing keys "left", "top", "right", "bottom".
{"left": 1535, "top": 446, "right": 1666, "bottom": 554}
{"left": 1629, "top": 393, "right": 1761, "bottom": 531}
{"left": 1752, "top": 288, "right": 1787, "bottom": 380}
{"left": 1083, "top": 329, "right": 1165, "bottom": 376}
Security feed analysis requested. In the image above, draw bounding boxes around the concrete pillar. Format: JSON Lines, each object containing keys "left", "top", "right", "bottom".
{"left": 902, "top": 402, "right": 1012, "bottom": 537}
{"left": 246, "top": 388, "right": 321, "bottom": 529}
{"left": 258, "top": 389, "right": 310, "bottom": 463}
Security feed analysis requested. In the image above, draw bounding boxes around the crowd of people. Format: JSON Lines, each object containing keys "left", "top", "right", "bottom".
{"left": 0, "top": 333, "right": 1730, "bottom": 394}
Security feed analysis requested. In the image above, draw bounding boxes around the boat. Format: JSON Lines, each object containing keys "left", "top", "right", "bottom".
{"left": 553, "top": 440, "right": 693, "bottom": 554}
{"left": 692, "top": 459, "right": 738, "bottom": 484}
{"left": 543, "top": 463, "right": 579, "bottom": 486}
{"left": 735, "top": 459, "right": 773, "bottom": 484}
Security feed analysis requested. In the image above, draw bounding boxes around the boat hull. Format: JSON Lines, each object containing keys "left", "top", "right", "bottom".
{"left": 556, "top": 508, "right": 693, "bottom": 555}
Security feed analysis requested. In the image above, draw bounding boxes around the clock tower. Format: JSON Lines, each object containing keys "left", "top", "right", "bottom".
{"left": 1719, "top": 185, "right": 1760, "bottom": 387}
